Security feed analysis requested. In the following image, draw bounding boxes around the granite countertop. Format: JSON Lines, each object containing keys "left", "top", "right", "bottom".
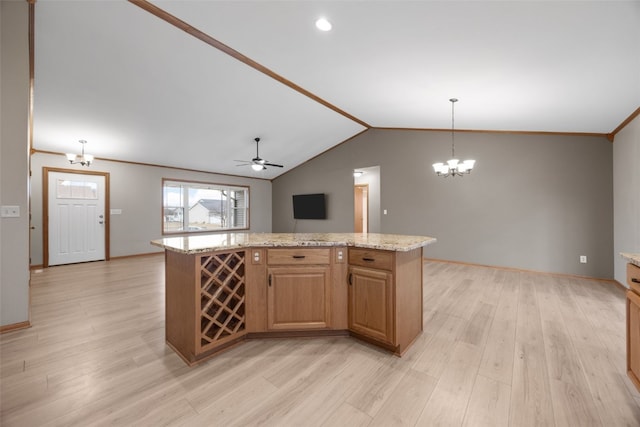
{"left": 621, "top": 252, "right": 640, "bottom": 268}
{"left": 151, "top": 232, "right": 437, "bottom": 254}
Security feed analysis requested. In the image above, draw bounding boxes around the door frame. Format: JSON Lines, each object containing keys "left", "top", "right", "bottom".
{"left": 43, "top": 167, "right": 110, "bottom": 267}
{"left": 354, "top": 183, "right": 369, "bottom": 233}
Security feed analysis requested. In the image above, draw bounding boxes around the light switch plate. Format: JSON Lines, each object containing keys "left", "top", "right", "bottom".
{"left": 110, "top": 209, "right": 122, "bottom": 215}
{"left": 0, "top": 205, "right": 20, "bottom": 218}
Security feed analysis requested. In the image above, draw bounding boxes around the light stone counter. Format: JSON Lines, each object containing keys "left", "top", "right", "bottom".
{"left": 622, "top": 252, "right": 640, "bottom": 268}
{"left": 151, "top": 232, "right": 436, "bottom": 254}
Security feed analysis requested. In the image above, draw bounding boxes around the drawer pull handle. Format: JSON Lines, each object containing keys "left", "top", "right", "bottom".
{"left": 633, "top": 278, "right": 640, "bottom": 284}
{"left": 348, "top": 273, "right": 353, "bottom": 286}
{"left": 362, "top": 257, "right": 375, "bottom": 262}
{"left": 268, "top": 274, "right": 272, "bottom": 287}
{"left": 292, "top": 255, "right": 306, "bottom": 259}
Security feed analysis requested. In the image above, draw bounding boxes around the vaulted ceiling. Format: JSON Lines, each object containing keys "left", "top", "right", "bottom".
{"left": 33, "top": 0, "right": 640, "bottom": 179}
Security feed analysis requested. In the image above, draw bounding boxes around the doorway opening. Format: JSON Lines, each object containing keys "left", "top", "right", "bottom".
{"left": 353, "top": 166, "right": 381, "bottom": 233}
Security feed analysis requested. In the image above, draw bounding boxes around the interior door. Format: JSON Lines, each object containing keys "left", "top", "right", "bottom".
{"left": 48, "top": 171, "right": 106, "bottom": 266}
{"left": 354, "top": 184, "right": 369, "bottom": 233}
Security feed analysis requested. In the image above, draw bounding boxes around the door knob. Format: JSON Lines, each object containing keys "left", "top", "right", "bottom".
{"left": 99, "top": 221, "right": 104, "bottom": 224}
{"left": 99, "top": 215, "right": 104, "bottom": 218}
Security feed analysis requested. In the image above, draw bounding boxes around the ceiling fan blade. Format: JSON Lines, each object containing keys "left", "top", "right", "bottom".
{"left": 264, "top": 162, "right": 284, "bottom": 168}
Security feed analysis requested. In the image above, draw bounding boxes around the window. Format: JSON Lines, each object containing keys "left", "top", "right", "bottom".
{"left": 162, "top": 179, "right": 249, "bottom": 234}
{"left": 56, "top": 179, "right": 98, "bottom": 199}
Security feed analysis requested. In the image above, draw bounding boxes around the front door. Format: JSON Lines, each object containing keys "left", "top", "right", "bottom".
{"left": 47, "top": 170, "right": 107, "bottom": 266}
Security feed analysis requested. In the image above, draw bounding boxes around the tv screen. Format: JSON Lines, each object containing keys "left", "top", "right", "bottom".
{"left": 292, "top": 193, "right": 326, "bottom": 219}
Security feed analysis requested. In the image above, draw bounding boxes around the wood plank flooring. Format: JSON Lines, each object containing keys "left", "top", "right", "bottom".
{"left": 1, "top": 255, "right": 639, "bottom": 426}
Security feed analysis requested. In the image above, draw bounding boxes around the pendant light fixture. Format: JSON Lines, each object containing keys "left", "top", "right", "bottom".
{"left": 432, "top": 98, "right": 475, "bottom": 177}
{"left": 65, "top": 140, "right": 94, "bottom": 167}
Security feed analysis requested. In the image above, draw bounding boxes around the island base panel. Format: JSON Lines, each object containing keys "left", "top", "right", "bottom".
{"left": 167, "top": 336, "right": 247, "bottom": 366}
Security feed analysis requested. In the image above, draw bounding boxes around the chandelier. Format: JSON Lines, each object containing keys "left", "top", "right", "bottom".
{"left": 432, "top": 98, "right": 475, "bottom": 177}
{"left": 65, "top": 140, "right": 94, "bottom": 167}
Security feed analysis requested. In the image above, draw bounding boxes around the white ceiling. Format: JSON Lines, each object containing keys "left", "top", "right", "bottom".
{"left": 33, "top": 1, "right": 640, "bottom": 179}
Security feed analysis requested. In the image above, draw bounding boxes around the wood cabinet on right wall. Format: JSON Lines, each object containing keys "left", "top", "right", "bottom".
{"left": 627, "top": 263, "right": 640, "bottom": 391}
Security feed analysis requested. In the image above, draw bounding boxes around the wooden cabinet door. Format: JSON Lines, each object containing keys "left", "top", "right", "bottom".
{"left": 628, "top": 290, "right": 640, "bottom": 391}
{"left": 348, "top": 266, "right": 394, "bottom": 345}
{"left": 267, "top": 266, "right": 331, "bottom": 330}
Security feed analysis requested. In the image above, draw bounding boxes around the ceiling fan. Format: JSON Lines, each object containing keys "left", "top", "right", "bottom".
{"left": 235, "top": 137, "right": 284, "bottom": 171}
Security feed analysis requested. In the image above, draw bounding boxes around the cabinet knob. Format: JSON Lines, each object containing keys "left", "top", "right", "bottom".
{"left": 632, "top": 278, "right": 640, "bottom": 284}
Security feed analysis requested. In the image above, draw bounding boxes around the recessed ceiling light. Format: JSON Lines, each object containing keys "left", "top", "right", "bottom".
{"left": 315, "top": 18, "right": 332, "bottom": 32}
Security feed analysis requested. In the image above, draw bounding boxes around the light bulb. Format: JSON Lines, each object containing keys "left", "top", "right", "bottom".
{"left": 315, "top": 18, "right": 332, "bottom": 31}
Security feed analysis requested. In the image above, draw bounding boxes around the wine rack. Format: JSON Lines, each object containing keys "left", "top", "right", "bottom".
{"left": 197, "top": 251, "right": 246, "bottom": 353}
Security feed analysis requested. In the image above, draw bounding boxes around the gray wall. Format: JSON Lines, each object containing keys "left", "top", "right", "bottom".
{"left": 30, "top": 152, "right": 273, "bottom": 265}
{"left": 1, "top": 1, "right": 30, "bottom": 327}
{"left": 273, "top": 128, "right": 614, "bottom": 278}
{"left": 613, "top": 114, "right": 640, "bottom": 285}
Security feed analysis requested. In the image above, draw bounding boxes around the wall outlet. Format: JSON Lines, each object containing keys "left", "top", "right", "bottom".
{"left": 579, "top": 255, "right": 587, "bottom": 264}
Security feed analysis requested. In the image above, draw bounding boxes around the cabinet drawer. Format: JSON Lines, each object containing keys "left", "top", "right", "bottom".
{"left": 267, "top": 248, "right": 330, "bottom": 265}
{"left": 629, "top": 263, "right": 640, "bottom": 294}
{"left": 349, "top": 248, "right": 394, "bottom": 271}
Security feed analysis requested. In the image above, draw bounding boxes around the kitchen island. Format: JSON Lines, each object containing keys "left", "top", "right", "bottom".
{"left": 152, "top": 233, "right": 436, "bottom": 365}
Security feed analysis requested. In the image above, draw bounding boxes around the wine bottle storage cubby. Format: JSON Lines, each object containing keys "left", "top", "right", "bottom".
{"left": 198, "top": 251, "right": 246, "bottom": 351}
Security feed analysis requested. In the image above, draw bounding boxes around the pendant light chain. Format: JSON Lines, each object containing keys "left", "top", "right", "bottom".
{"left": 451, "top": 98, "right": 456, "bottom": 159}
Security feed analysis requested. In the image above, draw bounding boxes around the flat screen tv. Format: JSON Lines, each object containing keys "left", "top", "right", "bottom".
{"left": 292, "top": 193, "right": 326, "bottom": 219}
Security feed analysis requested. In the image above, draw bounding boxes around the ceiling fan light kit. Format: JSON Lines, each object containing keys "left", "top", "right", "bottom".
{"left": 433, "top": 98, "right": 475, "bottom": 177}
{"left": 235, "top": 137, "right": 284, "bottom": 172}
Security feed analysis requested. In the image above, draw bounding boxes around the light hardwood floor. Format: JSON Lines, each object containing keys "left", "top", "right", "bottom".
{"left": 1, "top": 255, "right": 639, "bottom": 426}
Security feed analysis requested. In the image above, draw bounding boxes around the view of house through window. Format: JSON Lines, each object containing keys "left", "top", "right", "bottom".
{"left": 162, "top": 179, "right": 249, "bottom": 234}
